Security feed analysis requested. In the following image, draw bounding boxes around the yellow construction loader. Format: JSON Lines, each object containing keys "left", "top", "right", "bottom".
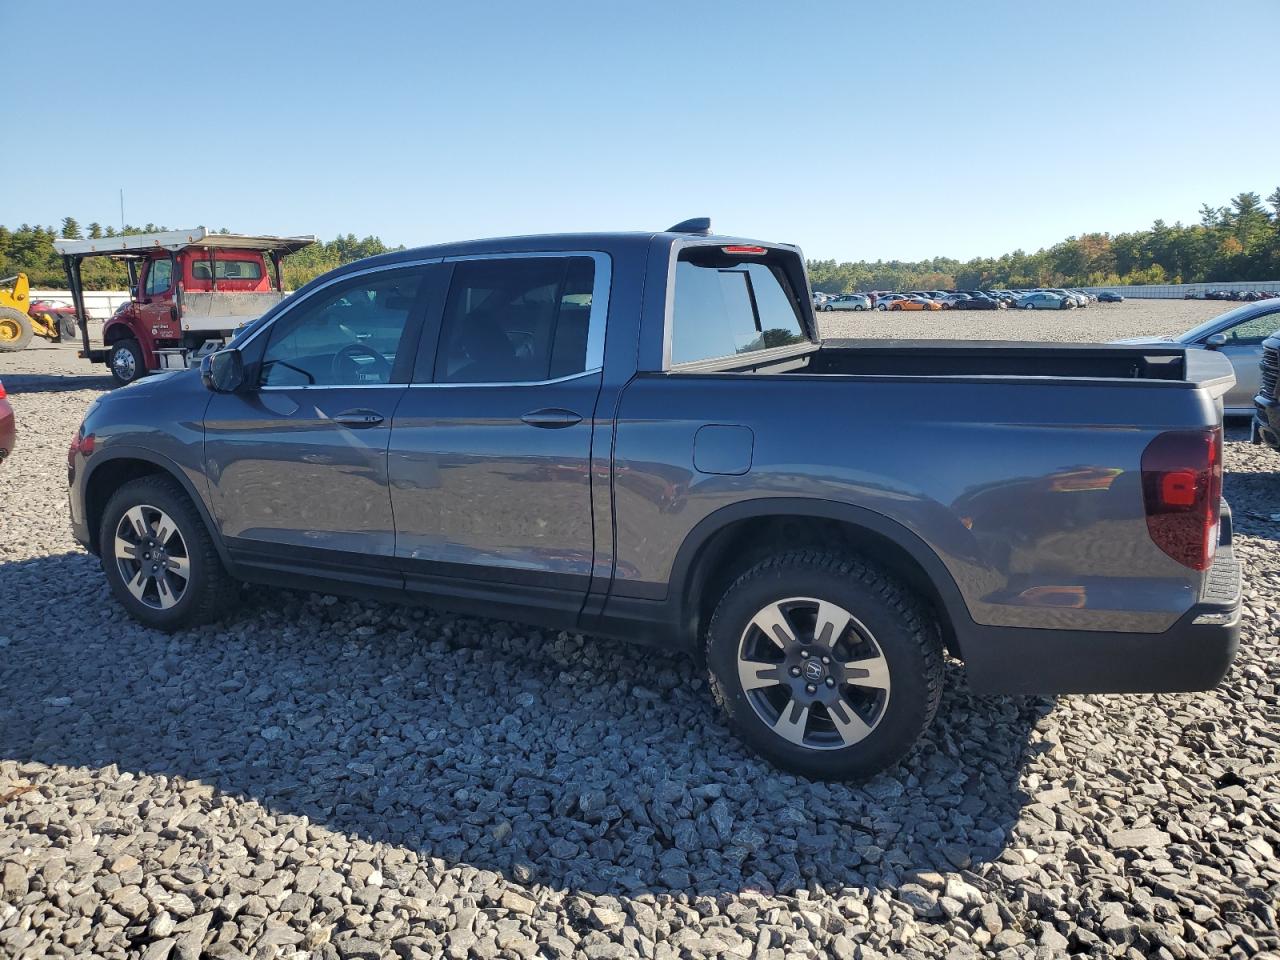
{"left": 0, "top": 273, "right": 68, "bottom": 351}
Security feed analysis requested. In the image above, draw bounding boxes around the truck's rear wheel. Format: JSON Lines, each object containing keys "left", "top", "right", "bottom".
{"left": 706, "top": 551, "right": 944, "bottom": 780}
{"left": 99, "top": 475, "right": 237, "bottom": 631}
{"left": 109, "top": 339, "right": 145, "bottom": 386}
{"left": 0, "top": 307, "right": 33, "bottom": 352}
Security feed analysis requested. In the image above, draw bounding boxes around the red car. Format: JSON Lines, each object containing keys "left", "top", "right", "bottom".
{"left": 0, "top": 378, "right": 14, "bottom": 465}
{"left": 28, "top": 299, "right": 81, "bottom": 339}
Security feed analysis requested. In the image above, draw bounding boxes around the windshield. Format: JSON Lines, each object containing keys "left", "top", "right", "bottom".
{"left": 1177, "top": 302, "right": 1276, "bottom": 343}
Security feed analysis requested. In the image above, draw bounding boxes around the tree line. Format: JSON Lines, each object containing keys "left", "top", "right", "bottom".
{"left": 0, "top": 218, "right": 397, "bottom": 291}
{"left": 808, "top": 189, "right": 1280, "bottom": 293}
{"left": 3, "top": 188, "right": 1278, "bottom": 295}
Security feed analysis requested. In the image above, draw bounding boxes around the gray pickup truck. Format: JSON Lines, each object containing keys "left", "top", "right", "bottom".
{"left": 68, "top": 220, "right": 1243, "bottom": 779}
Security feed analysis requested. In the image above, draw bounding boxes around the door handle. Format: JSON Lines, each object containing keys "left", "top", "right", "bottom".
{"left": 331, "top": 409, "right": 385, "bottom": 427}
{"left": 521, "top": 408, "right": 582, "bottom": 429}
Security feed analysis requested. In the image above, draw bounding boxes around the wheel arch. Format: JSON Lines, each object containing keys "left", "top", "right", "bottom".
{"left": 83, "top": 449, "right": 228, "bottom": 567}
{"left": 671, "top": 499, "right": 971, "bottom": 658}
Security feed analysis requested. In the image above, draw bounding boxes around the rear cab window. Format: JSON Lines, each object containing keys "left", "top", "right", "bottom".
{"left": 669, "top": 246, "right": 810, "bottom": 367}
{"left": 186, "top": 252, "right": 268, "bottom": 290}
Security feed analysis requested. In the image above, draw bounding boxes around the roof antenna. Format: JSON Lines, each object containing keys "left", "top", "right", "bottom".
{"left": 667, "top": 217, "right": 711, "bottom": 235}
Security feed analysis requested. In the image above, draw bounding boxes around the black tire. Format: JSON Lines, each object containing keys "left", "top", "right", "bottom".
{"left": 59, "top": 314, "right": 79, "bottom": 340}
{"left": 99, "top": 475, "right": 237, "bottom": 632}
{"left": 875, "top": 303, "right": 888, "bottom": 311}
{"left": 890, "top": 304, "right": 901, "bottom": 311}
{"left": 0, "top": 307, "right": 33, "bottom": 352}
{"left": 109, "top": 339, "right": 145, "bottom": 386}
{"left": 705, "top": 551, "right": 944, "bottom": 781}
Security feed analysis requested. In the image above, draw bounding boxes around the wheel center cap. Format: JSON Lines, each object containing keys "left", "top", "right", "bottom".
{"left": 802, "top": 659, "right": 827, "bottom": 682}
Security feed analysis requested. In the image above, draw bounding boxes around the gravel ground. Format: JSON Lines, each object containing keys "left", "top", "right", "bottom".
{"left": 2, "top": 306, "right": 1278, "bottom": 960}
{"left": 818, "top": 298, "right": 1230, "bottom": 342}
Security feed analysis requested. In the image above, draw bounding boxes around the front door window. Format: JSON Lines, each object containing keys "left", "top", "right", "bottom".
{"left": 145, "top": 259, "right": 172, "bottom": 297}
{"left": 260, "top": 268, "right": 428, "bottom": 387}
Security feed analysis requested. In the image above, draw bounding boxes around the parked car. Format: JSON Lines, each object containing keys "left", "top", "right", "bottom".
{"left": 69, "top": 220, "right": 1242, "bottom": 780}
{"left": 952, "top": 295, "right": 1001, "bottom": 311}
{"left": 28, "top": 298, "right": 82, "bottom": 339}
{"left": 874, "top": 294, "right": 907, "bottom": 311}
{"left": 1114, "top": 299, "right": 1280, "bottom": 416}
{"left": 0, "top": 378, "right": 13, "bottom": 465}
{"left": 1253, "top": 329, "right": 1280, "bottom": 450}
{"left": 1098, "top": 292, "right": 1124, "bottom": 303}
{"left": 936, "top": 293, "right": 970, "bottom": 309}
{"left": 1020, "top": 292, "right": 1070, "bottom": 310}
{"left": 1043, "top": 288, "right": 1088, "bottom": 307}
{"left": 821, "top": 294, "right": 871, "bottom": 311}
{"left": 888, "top": 296, "right": 941, "bottom": 311}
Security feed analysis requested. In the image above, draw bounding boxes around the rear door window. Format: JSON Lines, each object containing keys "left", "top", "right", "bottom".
{"left": 671, "top": 252, "right": 807, "bottom": 365}
{"left": 425, "top": 256, "right": 596, "bottom": 384}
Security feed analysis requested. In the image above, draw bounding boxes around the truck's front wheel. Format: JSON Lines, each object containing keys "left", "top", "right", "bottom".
{"left": 109, "top": 339, "right": 145, "bottom": 386}
{"left": 705, "top": 551, "right": 944, "bottom": 780}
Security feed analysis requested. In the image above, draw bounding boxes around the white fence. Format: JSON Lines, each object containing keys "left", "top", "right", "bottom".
{"left": 1082, "top": 280, "right": 1280, "bottom": 299}
{"left": 31, "top": 289, "right": 130, "bottom": 320}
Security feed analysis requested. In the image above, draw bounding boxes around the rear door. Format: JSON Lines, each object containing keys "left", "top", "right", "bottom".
{"left": 203, "top": 263, "right": 440, "bottom": 586}
{"left": 387, "top": 252, "right": 608, "bottom": 622}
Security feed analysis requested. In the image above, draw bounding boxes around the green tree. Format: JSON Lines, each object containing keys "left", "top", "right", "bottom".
{"left": 60, "top": 217, "right": 82, "bottom": 239}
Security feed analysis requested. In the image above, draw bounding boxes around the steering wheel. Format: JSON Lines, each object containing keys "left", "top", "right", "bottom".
{"left": 331, "top": 341, "right": 392, "bottom": 383}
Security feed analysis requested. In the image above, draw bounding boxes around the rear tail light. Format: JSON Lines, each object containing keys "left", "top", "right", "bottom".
{"left": 0, "top": 379, "right": 6, "bottom": 399}
{"left": 1141, "top": 427, "right": 1221, "bottom": 570}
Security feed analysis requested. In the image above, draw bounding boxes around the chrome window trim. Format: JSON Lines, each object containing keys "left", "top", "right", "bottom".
{"left": 431, "top": 250, "right": 611, "bottom": 383}
{"left": 235, "top": 251, "right": 611, "bottom": 391}
{"left": 408, "top": 369, "right": 601, "bottom": 389}
{"left": 260, "top": 383, "right": 405, "bottom": 391}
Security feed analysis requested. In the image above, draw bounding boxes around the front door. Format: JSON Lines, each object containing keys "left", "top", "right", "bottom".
{"left": 388, "top": 253, "right": 607, "bottom": 621}
{"left": 204, "top": 264, "right": 438, "bottom": 586}
{"left": 1212, "top": 308, "right": 1279, "bottom": 411}
{"left": 137, "top": 256, "right": 175, "bottom": 343}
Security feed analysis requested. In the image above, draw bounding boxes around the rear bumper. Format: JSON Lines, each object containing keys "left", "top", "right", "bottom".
{"left": 962, "top": 521, "right": 1243, "bottom": 696}
{"left": 1253, "top": 392, "right": 1280, "bottom": 450}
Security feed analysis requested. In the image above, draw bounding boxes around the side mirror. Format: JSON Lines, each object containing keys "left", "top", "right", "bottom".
{"left": 1204, "top": 332, "right": 1228, "bottom": 349}
{"left": 201, "top": 348, "right": 246, "bottom": 393}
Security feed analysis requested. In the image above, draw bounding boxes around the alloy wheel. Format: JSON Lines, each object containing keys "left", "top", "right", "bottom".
{"left": 737, "top": 597, "right": 891, "bottom": 750}
{"left": 114, "top": 505, "right": 190, "bottom": 610}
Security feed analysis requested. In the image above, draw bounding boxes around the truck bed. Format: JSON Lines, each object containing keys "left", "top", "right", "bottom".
{"left": 180, "top": 291, "right": 290, "bottom": 333}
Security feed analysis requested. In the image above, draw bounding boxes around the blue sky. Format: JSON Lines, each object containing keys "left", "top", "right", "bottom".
{"left": 8, "top": 0, "right": 1278, "bottom": 262}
